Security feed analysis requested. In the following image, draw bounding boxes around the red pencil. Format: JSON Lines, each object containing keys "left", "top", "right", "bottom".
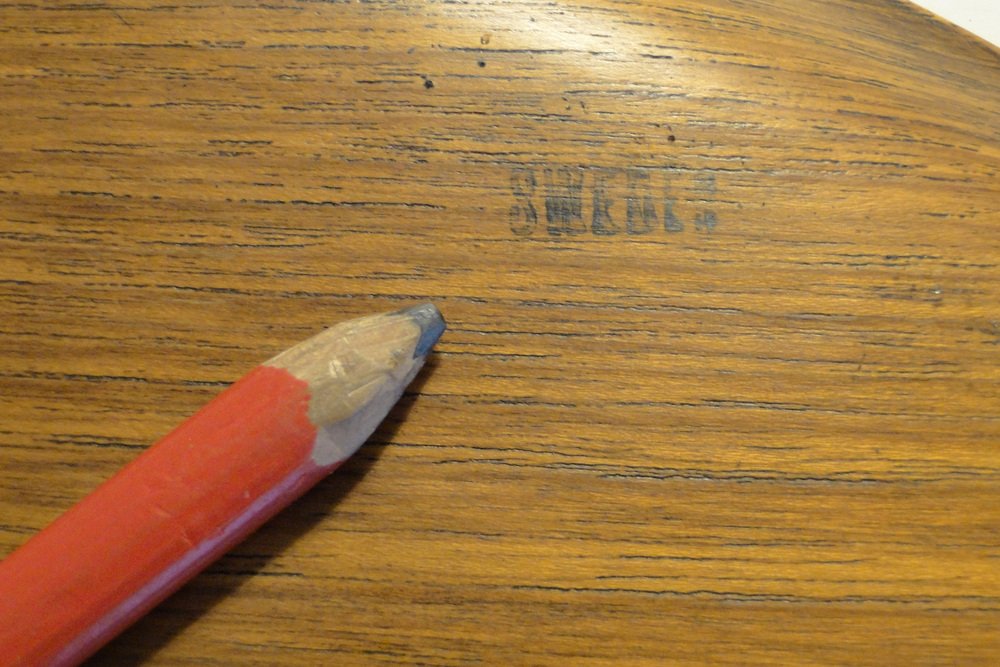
{"left": 0, "top": 304, "right": 445, "bottom": 666}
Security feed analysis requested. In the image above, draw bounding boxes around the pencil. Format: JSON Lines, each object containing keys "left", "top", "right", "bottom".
{"left": 0, "top": 303, "right": 445, "bottom": 666}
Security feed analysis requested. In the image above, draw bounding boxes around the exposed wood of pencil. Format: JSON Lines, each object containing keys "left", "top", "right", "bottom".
{"left": 0, "top": 305, "right": 444, "bottom": 666}
{"left": 0, "top": 0, "right": 997, "bottom": 664}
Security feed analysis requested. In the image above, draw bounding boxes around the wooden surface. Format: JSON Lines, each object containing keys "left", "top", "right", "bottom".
{"left": 1, "top": 0, "right": 998, "bottom": 664}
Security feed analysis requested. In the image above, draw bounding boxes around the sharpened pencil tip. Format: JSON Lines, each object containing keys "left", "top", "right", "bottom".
{"left": 402, "top": 303, "right": 446, "bottom": 357}
{"left": 266, "top": 304, "right": 445, "bottom": 455}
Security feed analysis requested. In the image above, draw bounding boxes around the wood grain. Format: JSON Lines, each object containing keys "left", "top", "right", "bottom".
{"left": 1, "top": 0, "right": 998, "bottom": 664}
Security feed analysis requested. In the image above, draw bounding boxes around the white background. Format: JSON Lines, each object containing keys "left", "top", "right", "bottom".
{"left": 910, "top": 0, "right": 1000, "bottom": 47}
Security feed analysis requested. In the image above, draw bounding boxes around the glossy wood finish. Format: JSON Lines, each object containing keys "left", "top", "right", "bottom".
{"left": 1, "top": 1, "right": 998, "bottom": 664}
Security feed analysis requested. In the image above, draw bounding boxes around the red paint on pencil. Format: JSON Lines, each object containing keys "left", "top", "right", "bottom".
{"left": 0, "top": 366, "right": 325, "bottom": 664}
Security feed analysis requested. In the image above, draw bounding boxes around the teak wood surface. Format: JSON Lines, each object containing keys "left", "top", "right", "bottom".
{"left": 1, "top": 1, "right": 998, "bottom": 664}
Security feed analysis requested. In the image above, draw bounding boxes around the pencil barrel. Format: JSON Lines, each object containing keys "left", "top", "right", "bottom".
{"left": 0, "top": 365, "right": 327, "bottom": 666}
